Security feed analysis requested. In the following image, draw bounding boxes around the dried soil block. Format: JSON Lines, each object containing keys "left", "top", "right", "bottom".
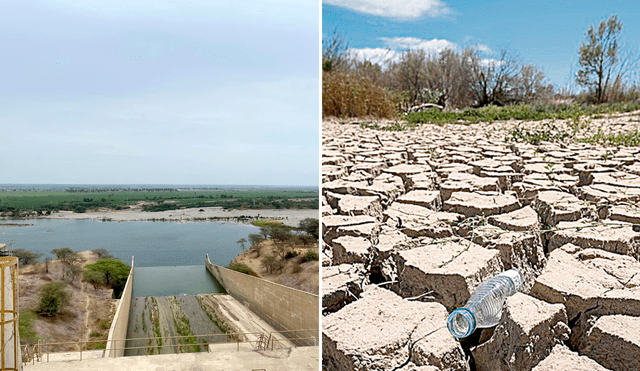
{"left": 322, "top": 264, "right": 364, "bottom": 315}
{"left": 607, "top": 204, "right": 640, "bottom": 224}
{"left": 532, "top": 191, "right": 595, "bottom": 226}
{"left": 439, "top": 173, "right": 499, "bottom": 200}
{"left": 483, "top": 231, "right": 546, "bottom": 290}
{"left": 397, "top": 190, "right": 441, "bottom": 211}
{"left": 444, "top": 192, "right": 520, "bottom": 217}
{"left": 529, "top": 245, "right": 640, "bottom": 322}
{"left": 383, "top": 202, "right": 463, "bottom": 239}
{"left": 579, "top": 315, "right": 640, "bottom": 371}
{"left": 322, "top": 215, "right": 377, "bottom": 245}
{"left": 578, "top": 183, "right": 640, "bottom": 203}
{"left": 531, "top": 345, "right": 609, "bottom": 371}
{"left": 383, "top": 164, "right": 431, "bottom": 183}
{"left": 472, "top": 293, "right": 570, "bottom": 371}
{"left": 547, "top": 220, "right": 640, "bottom": 259}
{"left": 336, "top": 195, "right": 383, "bottom": 220}
{"left": 322, "top": 286, "right": 469, "bottom": 371}
{"left": 394, "top": 240, "right": 502, "bottom": 310}
{"left": 331, "top": 236, "right": 370, "bottom": 265}
{"left": 488, "top": 205, "right": 540, "bottom": 231}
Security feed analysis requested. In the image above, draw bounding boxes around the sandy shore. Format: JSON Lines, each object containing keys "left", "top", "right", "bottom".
{"left": 42, "top": 207, "right": 318, "bottom": 227}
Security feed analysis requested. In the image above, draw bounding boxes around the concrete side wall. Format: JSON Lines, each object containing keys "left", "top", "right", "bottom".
{"left": 205, "top": 255, "right": 318, "bottom": 343}
{"left": 106, "top": 257, "right": 134, "bottom": 358}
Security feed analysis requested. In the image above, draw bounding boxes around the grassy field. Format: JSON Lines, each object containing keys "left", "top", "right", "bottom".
{"left": 393, "top": 102, "right": 640, "bottom": 127}
{"left": 0, "top": 187, "right": 318, "bottom": 214}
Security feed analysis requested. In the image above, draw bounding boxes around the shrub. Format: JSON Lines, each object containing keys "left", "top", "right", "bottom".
{"left": 284, "top": 251, "right": 299, "bottom": 259}
{"left": 323, "top": 71, "right": 397, "bottom": 118}
{"left": 302, "top": 251, "right": 319, "bottom": 262}
{"left": 228, "top": 263, "right": 259, "bottom": 277}
{"left": 12, "top": 249, "right": 41, "bottom": 266}
{"left": 35, "top": 282, "right": 71, "bottom": 318}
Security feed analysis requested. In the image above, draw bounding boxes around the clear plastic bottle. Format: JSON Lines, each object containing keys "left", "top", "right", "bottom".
{"left": 447, "top": 268, "right": 523, "bottom": 339}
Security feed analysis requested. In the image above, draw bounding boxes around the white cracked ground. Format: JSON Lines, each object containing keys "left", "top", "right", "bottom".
{"left": 321, "top": 112, "right": 640, "bottom": 371}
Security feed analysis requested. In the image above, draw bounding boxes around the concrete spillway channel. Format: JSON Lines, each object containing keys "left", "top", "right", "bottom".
{"left": 125, "top": 294, "right": 246, "bottom": 356}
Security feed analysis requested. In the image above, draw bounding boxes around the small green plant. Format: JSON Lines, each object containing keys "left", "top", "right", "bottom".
{"left": 302, "top": 251, "right": 319, "bottom": 262}
{"left": 580, "top": 128, "right": 640, "bottom": 147}
{"left": 228, "top": 263, "right": 259, "bottom": 277}
{"left": 90, "top": 331, "right": 102, "bottom": 338}
{"left": 98, "top": 320, "right": 111, "bottom": 330}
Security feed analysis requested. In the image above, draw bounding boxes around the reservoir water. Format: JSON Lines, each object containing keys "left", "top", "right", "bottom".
{"left": 0, "top": 219, "right": 257, "bottom": 296}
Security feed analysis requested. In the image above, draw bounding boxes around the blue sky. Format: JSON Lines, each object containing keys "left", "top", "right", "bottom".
{"left": 1, "top": 0, "right": 319, "bottom": 186}
{"left": 323, "top": 0, "right": 640, "bottom": 89}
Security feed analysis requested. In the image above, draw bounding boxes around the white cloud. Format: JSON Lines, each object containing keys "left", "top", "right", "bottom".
{"left": 380, "top": 37, "right": 457, "bottom": 54}
{"left": 323, "top": 0, "right": 451, "bottom": 20}
{"left": 476, "top": 44, "right": 492, "bottom": 54}
{"left": 480, "top": 58, "right": 504, "bottom": 68}
{"left": 349, "top": 47, "right": 401, "bottom": 64}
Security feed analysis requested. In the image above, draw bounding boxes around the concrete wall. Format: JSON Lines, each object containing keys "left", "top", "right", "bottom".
{"left": 205, "top": 255, "right": 318, "bottom": 345}
{"left": 106, "top": 257, "right": 134, "bottom": 358}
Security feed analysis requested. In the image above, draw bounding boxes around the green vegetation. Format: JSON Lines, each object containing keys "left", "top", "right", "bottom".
{"left": 0, "top": 187, "right": 318, "bottom": 216}
{"left": 407, "top": 102, "right": 640, "bottom": 126}
{"left": 35, "top": 282, "right": 71, "bottom": 318}
{"left": 18, "top": 310, "right": 39, "bottom": 345}
{"left": 13, "top": 249, "right": 41, "bottom": 266}
{"left": 227, "top": 263, "right": 259, "bottom": 277}
{"left": 581, "top": 128, "right": 640, "bottom": 146}
{"left": 98, "top": 320, "right": 111, "bottom": 330}
{"left": 84, "top": 258, "right": 130, "bottom": 298}
{"left": 302, "top": 251, "right": 319, "bottom": 262}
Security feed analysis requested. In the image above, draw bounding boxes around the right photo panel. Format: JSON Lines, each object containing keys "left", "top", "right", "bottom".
{"left": 321, "top": 2, "right": 640, "bottom": 371}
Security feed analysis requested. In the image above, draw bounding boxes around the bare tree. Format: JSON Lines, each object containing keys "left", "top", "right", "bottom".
{"left": 322, "top": 28, "right": 350, "bottom": 72}
{"left": 470, "top": 50, "right": 519, "bottom": 106}
{"left": 576, "top": 15, "right": 623, "bottom": 103}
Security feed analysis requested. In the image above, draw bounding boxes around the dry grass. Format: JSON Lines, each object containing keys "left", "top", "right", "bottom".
{"left": 323, "top": 71, "right": 397, "bottom": 119}
{"left": 19, "top": 251, "right": 117, "bottom": 350}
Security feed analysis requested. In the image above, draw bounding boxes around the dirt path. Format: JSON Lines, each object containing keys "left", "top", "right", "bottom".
{"left": 81, "top": 280, "right": 91, "bottom": 342}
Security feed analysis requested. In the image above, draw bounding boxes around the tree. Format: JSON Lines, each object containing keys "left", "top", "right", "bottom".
{"left": 51, "top": 248, "right": 77, "bottom": 263}
{"left": 92, "top": 248, "right": 113, "bottom": 259}
{"left": 269, "top": 225, "right": 293, "bottom": 259}
{"left": 248, "top": 234, "right": 264, "bottom": 247}
{"left": 236, "top": 238, "right": 247, "bottom": 252}
{"left": 35, "top": 282, "right": 71, "bottom": 318}
{"left": 298, "top": 218, "right": 319, "bottom": 240}
{"left": 261, "top": 255, "right": 284, "bottom": 275}
{"left": 322, "top": 28, "right": 350, "bottom": 72}
{"left": 84, "top": 258, "right": 130, "bottom": 298}
{"left": 576, "top": 15, "right": 623, "bottom": 103}
{"left": 82, "top": 269, "right": 106, "bottom": 291}
{"left": 12, "top": 249, "right": 41, "bottom": 266}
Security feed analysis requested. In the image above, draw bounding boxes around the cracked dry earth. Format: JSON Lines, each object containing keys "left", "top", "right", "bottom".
{"left": 321, "top": 112, "right": 640, "bottom": 371}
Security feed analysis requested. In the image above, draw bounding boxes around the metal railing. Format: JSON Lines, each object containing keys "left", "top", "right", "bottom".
{"left": 21, "top": 330, "right": 319, "bottom": 365}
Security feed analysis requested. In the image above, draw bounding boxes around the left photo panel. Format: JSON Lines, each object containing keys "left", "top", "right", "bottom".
{"left": 1, "top": 1, "right": 320, "bottom": 370}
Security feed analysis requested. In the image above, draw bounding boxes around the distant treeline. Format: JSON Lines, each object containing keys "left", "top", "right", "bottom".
{"left": 0, "top": 189, "right": 319, "bottom": 216}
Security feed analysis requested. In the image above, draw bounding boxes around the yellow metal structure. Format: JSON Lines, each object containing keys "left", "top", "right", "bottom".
{"left": 0, "top": 257, "right": 19, "bottom": 371}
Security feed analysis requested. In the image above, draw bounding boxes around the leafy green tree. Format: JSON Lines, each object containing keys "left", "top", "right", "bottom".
{"left": 35, "top": 282, "right": 71, "bottom": 318}
{"left": 84, "top": 258, "right": 130, "bottom": 298}
{"left": 51, "top": 248, "right": 77, "bottom": 263}
{"left": 82, "top": 269, "right": 106, "bottom": 290}
{"left": 298, "top": 218, "right": 319, "bottom": 240}
{"left": 577, "top": 15, "right": 623, "bottom": 103}
{"left": 13, "top": 249, "right": 41, "bottom": 266}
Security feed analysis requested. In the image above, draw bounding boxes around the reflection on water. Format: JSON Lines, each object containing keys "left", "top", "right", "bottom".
{"left": 133, "top": 265, "right": 226, "bottom": 297}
